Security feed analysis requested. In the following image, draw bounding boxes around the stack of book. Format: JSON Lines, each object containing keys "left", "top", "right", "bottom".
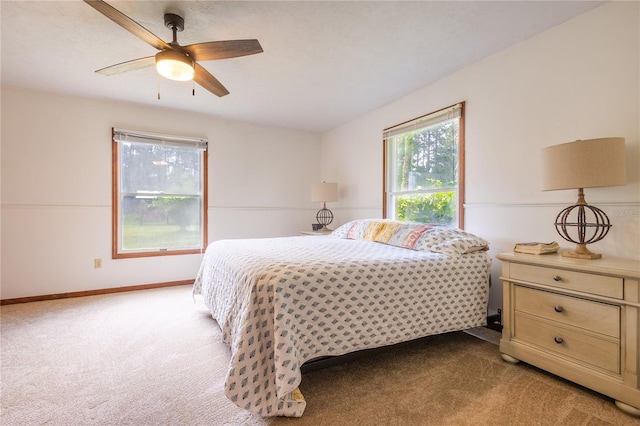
{"left": 514, "top": 241, "right": 559, "bottom": 255}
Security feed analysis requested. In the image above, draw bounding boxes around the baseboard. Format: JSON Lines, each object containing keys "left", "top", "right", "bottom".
{"left": 0, "top": 280, "right": 194, "bottom": 305}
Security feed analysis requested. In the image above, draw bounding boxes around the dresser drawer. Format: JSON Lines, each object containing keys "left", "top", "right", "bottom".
{"left": 510, "top": 263, "right": 623, "bottom": 299}
{"left": 515, "top": 286, "right": 620, "bottom": 338}
{"left": 514, "top": 314, "right": 620, "bottom": 373}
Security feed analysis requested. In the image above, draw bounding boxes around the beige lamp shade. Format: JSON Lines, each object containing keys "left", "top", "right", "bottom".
{"left": 312, "top": 182, "right": 339, "bottom": 203}
{"left": 541, "top": 137, "right": 626, "bottom": 191}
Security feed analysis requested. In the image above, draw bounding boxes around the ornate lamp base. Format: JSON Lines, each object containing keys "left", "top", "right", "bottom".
{"left": 562, "top": 243, "right": 602, "bottom": 260}
{"left": 316, "top": 204, "right": 334, "bottom": 232}
{"left": 554, "top": 188, "right": 611, "bottom": 260}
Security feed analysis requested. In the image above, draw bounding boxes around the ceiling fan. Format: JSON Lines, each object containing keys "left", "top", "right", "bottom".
{"left": 83, "top": 0, "right": 263, "bottom": 97}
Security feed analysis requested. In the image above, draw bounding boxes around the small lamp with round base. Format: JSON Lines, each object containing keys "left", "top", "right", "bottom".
{"left": 311, "top": 182, "right": 339, "bottom": 232}
{"left": 541, "top": 137, "right": 626, "bottom": 260}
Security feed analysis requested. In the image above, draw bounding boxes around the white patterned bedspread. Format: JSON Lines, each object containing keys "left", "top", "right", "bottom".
{"left": 193, "top": 236, "right": 490, "bottom": 417}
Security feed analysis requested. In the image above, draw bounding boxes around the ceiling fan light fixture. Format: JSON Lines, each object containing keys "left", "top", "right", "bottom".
{"left": 155, "top": 50, "right": 194, "bottom": 81}
{"left": 84, "top": 1, "right": 263, "bottom": 97}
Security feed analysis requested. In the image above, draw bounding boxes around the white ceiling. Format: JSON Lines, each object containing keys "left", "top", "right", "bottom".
{"left": 1, "top": 1, "right": 604, "bottom": 133}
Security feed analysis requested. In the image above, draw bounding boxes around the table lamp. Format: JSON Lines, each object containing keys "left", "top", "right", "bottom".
{"left": 312, "top": 182, "right": 339, "bottom": 231}
{"left": 541, "top": 137, "right": 626, "bottom": 259}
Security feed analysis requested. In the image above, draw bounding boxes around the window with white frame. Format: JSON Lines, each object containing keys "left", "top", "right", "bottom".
{"left": 383, "top": 102, "right": 465, "bottom": 227}
{"left": 112, "top": 128, "right": 208, "bottom": 258}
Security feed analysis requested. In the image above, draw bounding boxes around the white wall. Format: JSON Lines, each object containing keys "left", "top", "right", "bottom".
{"left": 320, "top": 2, "right": 640, "bottom": 313}
{"left": 2, "top": 2, "right": 638, "bottom": 306}
{"left": 0, "top": 87, "right": 321, "bottom": 299}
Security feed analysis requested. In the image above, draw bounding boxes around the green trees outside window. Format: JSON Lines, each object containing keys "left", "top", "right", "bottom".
{"left": 120, "top": 143, "right": 203, "bottom": 252}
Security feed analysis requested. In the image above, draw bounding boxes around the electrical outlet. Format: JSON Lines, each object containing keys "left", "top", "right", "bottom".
{"left": 94, "top": 259, "right": 102, "bottom": 269}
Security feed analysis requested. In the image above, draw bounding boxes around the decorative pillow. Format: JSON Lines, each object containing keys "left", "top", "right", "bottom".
{"left": 367, "top": 221, "right": 402, "bottom": 243}
{"left": 331, "top": 219, "right": 489, "bottom": 257}
{"left": 337, "top": 219, "right": 436, "bottom": 249}
{"left": 387, "top": 223, "right": 434, "bottom": 249}
{"left": 330, "top": 219, "right": 383, "bottom": 239}
{"left": 339, "top": 219, "right": 396, "bottom": 240}
{"left": 346, "top": 219, "right": 374, "bottom": 239}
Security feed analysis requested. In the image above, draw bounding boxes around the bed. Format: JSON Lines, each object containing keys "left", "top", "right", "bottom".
{"left": 193, "top": 219, "right": 491, "bottom": 417}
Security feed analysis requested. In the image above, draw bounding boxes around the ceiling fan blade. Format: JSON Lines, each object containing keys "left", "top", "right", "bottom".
{"left": 193, "top": 63, "right": 229, "bottom": 97}
{"left": 96, "top": 56, "right": 156, "bottom": 76}
{"left": 84, "top": 0, "right": 171, "bottom": 51}
{"left": 182, "top": 40, "right": 263, "bottom": 61}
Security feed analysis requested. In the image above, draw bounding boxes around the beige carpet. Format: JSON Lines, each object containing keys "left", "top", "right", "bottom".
{"left": 1, "top": 286, "right": 636, "bottom": 425}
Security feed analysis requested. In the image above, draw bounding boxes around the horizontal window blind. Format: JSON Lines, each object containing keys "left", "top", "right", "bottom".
{"left": 383, "top": 103, "right": 461, "bottom": 139}
{"left": 113, "top": 128, "right": 208, "bottom": 151}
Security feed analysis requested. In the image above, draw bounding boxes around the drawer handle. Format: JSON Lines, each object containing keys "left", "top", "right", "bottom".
{"left": 554, "top": 306, "right": 564, "bottom": 313}
{"left": 553, "top": 275, "right": 562, "bottom": 282}
{"left": 554, "top": 336, "right": 564, "bottom": 344}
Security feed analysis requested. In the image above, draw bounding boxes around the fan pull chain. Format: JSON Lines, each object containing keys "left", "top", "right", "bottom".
{"left": 192, "top": 80, "right": 195, "bottom": 96}
{"left": 157, "top": 73, "right": 161, "bottom": 100}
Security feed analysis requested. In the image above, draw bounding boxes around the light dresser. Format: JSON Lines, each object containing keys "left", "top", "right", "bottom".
{"left": 497, "top": 252, "right": 640, "bottom": 416}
